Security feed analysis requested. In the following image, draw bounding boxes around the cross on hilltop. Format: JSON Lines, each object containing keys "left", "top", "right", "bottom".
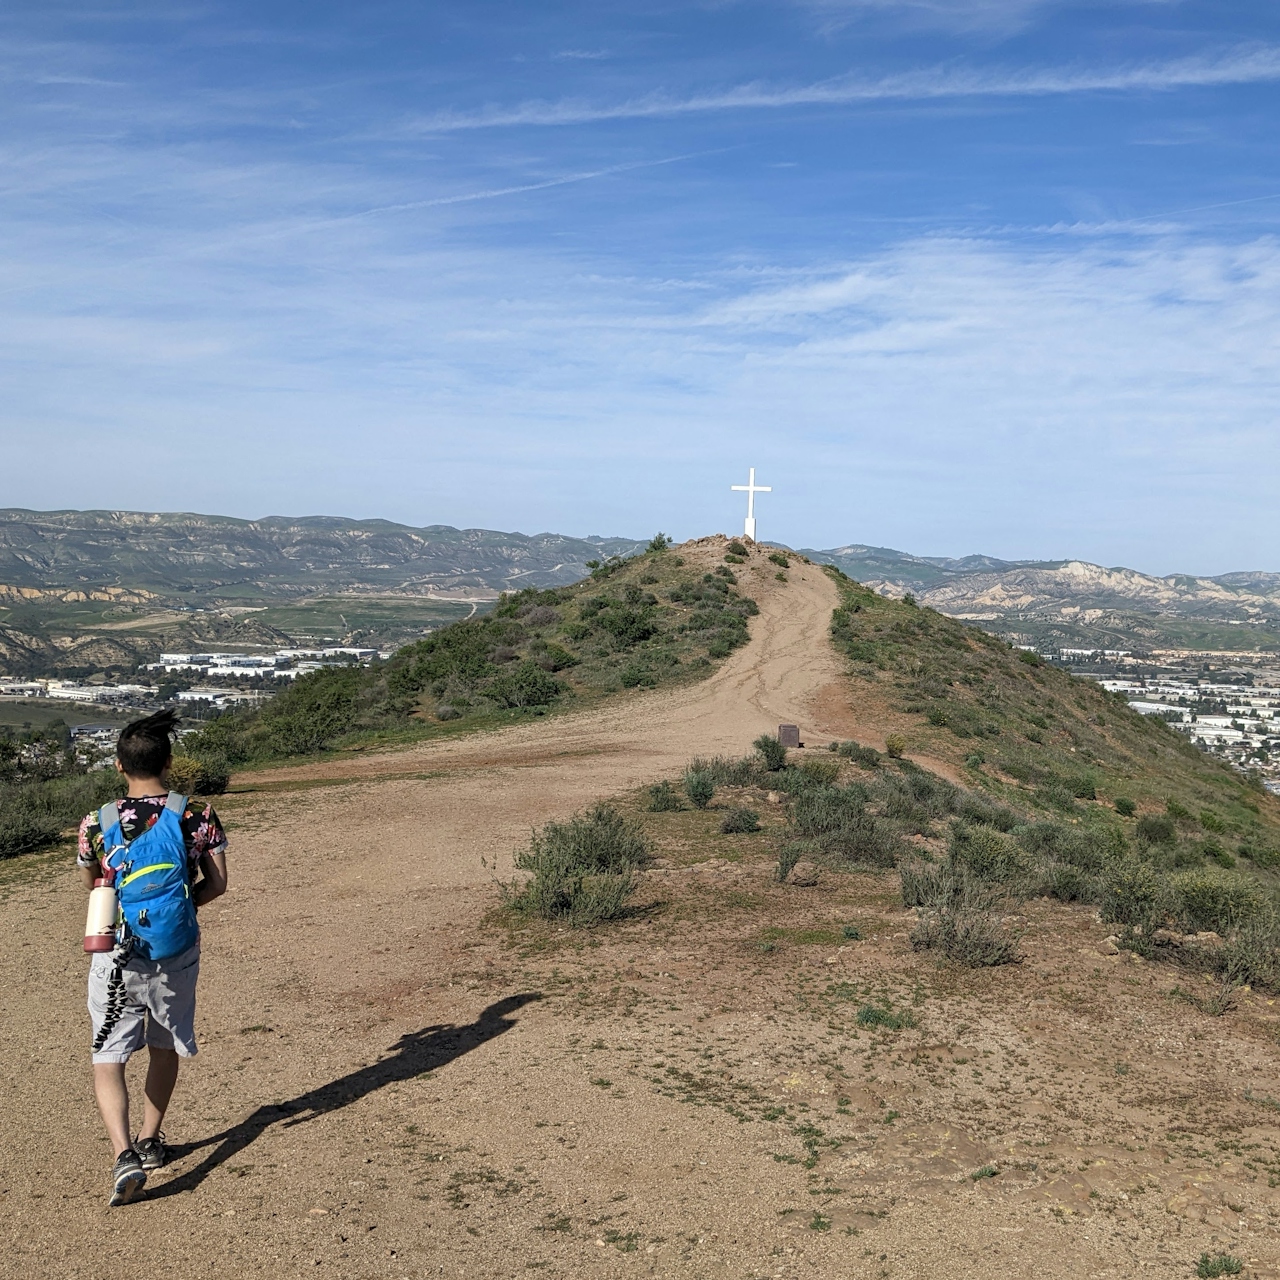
{"left": 731, "top": 468, "right": 771, "bottom": 543}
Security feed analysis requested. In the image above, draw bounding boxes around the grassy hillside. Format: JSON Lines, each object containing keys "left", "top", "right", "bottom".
{"left": 825, "top": 565, "right": 1280, "bottom": 870}
{"left": 185, "top": 538, "right": 762, "bottom": 763}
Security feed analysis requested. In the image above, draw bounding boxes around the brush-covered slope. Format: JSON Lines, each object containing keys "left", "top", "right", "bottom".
{"left": 824, "top": 566, "right": 1280, "bottom": 863}
{"left": 186, "top": 538, "right": 764, "bottom": 762}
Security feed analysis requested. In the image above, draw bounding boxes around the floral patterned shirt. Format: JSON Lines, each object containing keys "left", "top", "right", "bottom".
{"left": 77, "top": 795, "right": 228, "bottom": 875}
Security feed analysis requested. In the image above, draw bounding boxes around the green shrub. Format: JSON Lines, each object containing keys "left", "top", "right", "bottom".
{"left": 485, "top": 660, "right": 563, "bottom": 709}
{"left": 1100, "top": 858, "right": 1164, "bottom": 927}
{"left": 1035, "top": 783, "right": 1078, "bottom": 812}
{"left": 647, "top": 780, "right": 683, "bottom": 812}
{"left": 1196, "top": 1253, "right": 1243, "bottom": 1279}
{"left": 1170, "top": 868, "right": 1262, "bottom": 934}
{"left": 619, "top": 663, "right": 655, "bottom": 688}
{"left": 1240, "top": 841, "right": 1280, "bottom": 868}
{"left": 753, "top": 734, "right": 788, "bottom": 772}
{"left": 900, "top": 858, "right": 967, "bottom": 909}
{"left": 884, "top": 734, "right": 907, "bottom": 759}
{"left": 1214, "top": 916, "right": 1280, "bottom": 989}
{"left": 815, "top": 810, "right": 904, "bottom": 868}
{"left": 1019, "top": 821, "right": 1123, "bottom": 872}
{"left": 776, "top": 844, "right": 803, "bottom": 882}
{"left": 507, "top": 804, "right": 648, "bottom": 926}
{"left": 684, "top": 770, "right": 715, "bottom": 810}
{"left": 534, "top": 643, "right": 579, "bottom": 672}
{"left": 910, "top": 900, "right": 1021, "bottom": 967}
{"left": 797, "top": 757, "right": 841, "bottom": 787}
{"left": 166, "top": 753, "right": 230, "bottom": 797}
{"left": 259, "top": 665, "right": 367, "bottom": 754}
{"left": 1199, "top": 809, "right": 1227, "bottom": 833}
{"left": 956, "top": 795, "right": 1018, "bottom": 831}
{"left": 768, "top": 552, "right": 789, "bottom": 568}
{"left": 721, "top": 808, "right": 760, "bottom": 834}
{"left": 1166, "top": 798, "right": 1193, "bottom": 822}
{"left": 791, "top": 785, "right": 866, "bottom": 838}
{"left": 687, "top": 754, "right": 760, "bottom": 786}
{"left": 1201, "top": 837, "right": 1236, "bottom": 868}
{"left": 835, "top": 740, "right": 882, "bottom": 768}
{"left": 0, "top": 771, "right": 125, "bottom": 860}
{"left": 949, "top": 824, "right": 1028, "bottom": 882}
{"left": 1113, "top": 797, "right": 1136, "bottom": 816}
{"left": 726, "top": 541, "right": 747, "bottom": 558}
{"left": 1135, "top": 814, "right": 1176, "bottom": 845}
{"left": 1068, "top": 774, "right": 1097, "bottom": 800}
{"left": 435, "top": 704, "right": 462, "bottom": 721}
{"left": 1040, "top": 862, "right": 1097, "bottom": 903}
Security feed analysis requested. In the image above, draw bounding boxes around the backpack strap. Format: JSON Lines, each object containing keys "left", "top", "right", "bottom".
{"left": 165, "top": 792, "right": 186, "bottom": 814}
{"left": 99, "top": 801, "right": 120, "bottom": 833}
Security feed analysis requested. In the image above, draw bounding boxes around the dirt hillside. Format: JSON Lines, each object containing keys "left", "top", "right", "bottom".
{"left": 2, "top": 537, "right": 1279, "bottom": 1280}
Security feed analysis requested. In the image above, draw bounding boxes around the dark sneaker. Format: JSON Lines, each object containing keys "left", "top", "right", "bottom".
{"left": 109, "top": 1149, "right": 147, "bottom": 1206}
{"left": 135, "top": 1133, "right": 167, "bottom": 1170}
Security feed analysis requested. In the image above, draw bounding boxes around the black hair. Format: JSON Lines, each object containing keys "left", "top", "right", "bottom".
{"left": 116, "top": 708, "right": 180, "bottom": 778}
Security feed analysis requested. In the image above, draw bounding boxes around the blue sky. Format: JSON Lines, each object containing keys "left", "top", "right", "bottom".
{"left": 2, "top": 1, "right": 1279, "bottom": 574}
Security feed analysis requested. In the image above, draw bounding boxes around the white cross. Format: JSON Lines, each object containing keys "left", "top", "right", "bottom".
{"left": 731, "top": 467, "right": 771, "bottom": 543}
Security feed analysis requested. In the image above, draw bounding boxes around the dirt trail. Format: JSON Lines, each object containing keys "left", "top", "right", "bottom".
{"left": 3, "top": 540, "right": 1278, "bottom": 1279}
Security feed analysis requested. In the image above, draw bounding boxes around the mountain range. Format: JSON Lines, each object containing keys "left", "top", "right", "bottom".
{"left": 0, "top": 509, "right": 645, "bottom": 601}
{"left": 2, "top": 510, "right": 1279, "bottom": 664}
{"left": 800, "top": 544, "right": 1280, "bottom": 652}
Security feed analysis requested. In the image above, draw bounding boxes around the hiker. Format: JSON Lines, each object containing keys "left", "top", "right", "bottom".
{"left": 77, "top": 709, "right": 228, "bottom": 1206}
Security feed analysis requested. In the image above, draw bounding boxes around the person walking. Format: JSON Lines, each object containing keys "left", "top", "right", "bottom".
{"left": 77, "top": 709, "right": 228, "bottom": 1206}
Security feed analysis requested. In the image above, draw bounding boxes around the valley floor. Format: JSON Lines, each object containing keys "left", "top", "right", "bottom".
{"left": 3, "top": 549, "right": 1278, "bottom": 1279}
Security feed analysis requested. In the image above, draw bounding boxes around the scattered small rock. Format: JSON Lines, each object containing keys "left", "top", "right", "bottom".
{"left": 766, "top": 791, "right": 783, "bottom": 805}
{"left": 789, "top": 861, "right": 821, "bottom": 887}
{"left": 1099, "top": 937, "right": 1120, "bottom": 956}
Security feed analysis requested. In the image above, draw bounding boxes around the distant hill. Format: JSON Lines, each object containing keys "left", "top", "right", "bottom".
{"left": 4, "top": 510, "right": 1279, "bottom": 662}
{"left": 0, "top": 509, "right": 646, "bottom": 601}
{"left": 802, "top": 545, "right": 1280, "bottom": 652}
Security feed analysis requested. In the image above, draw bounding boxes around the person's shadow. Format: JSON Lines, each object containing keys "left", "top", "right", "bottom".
{"left": 147, "top": 993, "right": 541, "bottom": 1199}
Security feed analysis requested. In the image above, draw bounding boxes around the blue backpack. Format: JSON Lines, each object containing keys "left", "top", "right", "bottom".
{"left": 99, "top": 792, "right": 199, "bottom": 961}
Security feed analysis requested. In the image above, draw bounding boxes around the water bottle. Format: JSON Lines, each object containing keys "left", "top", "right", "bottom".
{"left": 84, "top": 878, "right": 118, "bottom": 952}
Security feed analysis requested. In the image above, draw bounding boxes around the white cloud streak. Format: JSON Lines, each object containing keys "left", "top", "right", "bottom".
{"left": 343, "top": 152, "right": 711, "bottom": 221}
{"left": 404, "top": 44, "right": 1280, "bottom": 132}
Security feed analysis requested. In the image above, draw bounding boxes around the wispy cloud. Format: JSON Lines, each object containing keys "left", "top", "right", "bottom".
{"left": 794, "top": 0, "right": 1179, "bottom": 36}
{"left": 342, "top": 152, "right": 709, "bottom": 221}
{"left": 404, "top": 44, "right": 1280, "bottom": 132}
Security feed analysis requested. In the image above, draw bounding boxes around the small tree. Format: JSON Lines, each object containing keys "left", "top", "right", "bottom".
{"left": 647, "top": 532, "right": 672, "bottom": 553}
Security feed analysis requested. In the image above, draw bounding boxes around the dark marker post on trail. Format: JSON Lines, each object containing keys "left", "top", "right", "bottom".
{"left": 778, "top": 724, "right": 801, "bottom": 749}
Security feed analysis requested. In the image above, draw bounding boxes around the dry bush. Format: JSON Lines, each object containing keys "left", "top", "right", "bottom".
{"left": 507, "top": 803, "right": 648, "bottom": 927}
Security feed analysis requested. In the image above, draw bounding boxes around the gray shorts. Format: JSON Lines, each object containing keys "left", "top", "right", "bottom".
{"left": 87, "top": 942, "right": 201, "bottom": 1064}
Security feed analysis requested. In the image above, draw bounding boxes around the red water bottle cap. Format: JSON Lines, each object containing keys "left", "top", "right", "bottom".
{"left": 94, "top": 878, "right": 107, "bottom": 888}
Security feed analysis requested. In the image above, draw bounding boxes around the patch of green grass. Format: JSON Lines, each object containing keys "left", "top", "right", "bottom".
{"left": 1196, "top": 1252, "right": 1243, "bottom": 1278}
{"left": 855, "top": 1005, "right": 915, "bottom": 1031}
{"left": 603, "top": 1230, "right": 640, "bottom": 1252}
{"left": 970, "top": 1165, "right": 999, "bottom": 1180}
